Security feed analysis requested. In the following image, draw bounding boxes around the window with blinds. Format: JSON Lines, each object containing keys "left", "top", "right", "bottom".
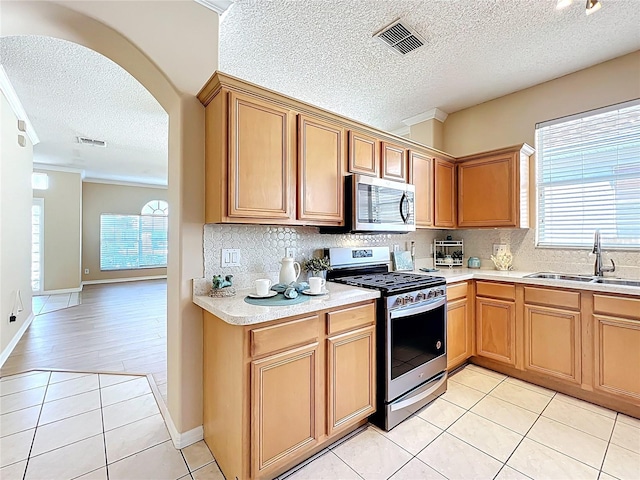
{"left": 535, "top": 100, "right": 640, "bottom": 249}
{"left": 100, "top": 201, "right": 168, "bottom": 270}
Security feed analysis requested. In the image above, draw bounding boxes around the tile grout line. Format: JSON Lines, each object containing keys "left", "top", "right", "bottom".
{"left": 97, "top": 374, "right": 110, "bottom": 480}
{"left": 21, "top": 371, "right": 51, "bottom": 480}
{"left": 490, "top": 391, "right": 557, "bottom": 480}
{"left": 597, "top": 413, "right": 619, "bottom": 478}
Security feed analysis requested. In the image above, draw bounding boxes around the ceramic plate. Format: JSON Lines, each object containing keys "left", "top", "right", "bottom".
{"left": 246, "top": 291, "right": 278, "bottom": 299}
{"left": 301, "top": 289, "right": 329, "bottom": 296}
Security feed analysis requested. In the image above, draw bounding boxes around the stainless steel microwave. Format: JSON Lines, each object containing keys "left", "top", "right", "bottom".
{"left": 321, "top": 174, "right": 416, "bottom": 234}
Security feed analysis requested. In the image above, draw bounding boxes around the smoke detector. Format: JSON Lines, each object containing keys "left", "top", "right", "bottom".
{"left": 77, "top": 136, "right": 107, "bottom": 147}
{"left": 374, "top": 20, "right": 426, "bottom": 56}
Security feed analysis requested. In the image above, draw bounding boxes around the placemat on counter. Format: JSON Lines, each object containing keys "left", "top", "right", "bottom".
{"left": 244, "top": 293, "right": 311, "bottom": 306}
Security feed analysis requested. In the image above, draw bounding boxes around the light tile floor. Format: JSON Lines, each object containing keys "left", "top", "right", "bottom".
{"left": 32, "top": 293, "right": 81, "bottom": 316}
{"left": 281, "top": 364, "right": 640, "bottom": 480}
{"left": 2, "top": 366, "right": 639, "bottom": 480}
{"left": 0, "top": 370, "right": 224, "bottom": 480}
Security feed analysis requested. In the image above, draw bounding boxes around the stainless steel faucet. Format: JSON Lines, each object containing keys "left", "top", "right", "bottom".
{"left": 593, "top": 229, "right": 615, "bottom": 277}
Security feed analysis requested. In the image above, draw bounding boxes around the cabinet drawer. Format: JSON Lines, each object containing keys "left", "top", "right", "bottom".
{"left": 447, "top": 282, "right": 468, "bottom": 301}
{"left": 594, "top": 295, "right": 640, "bottom": 320}
{"left": 327, "top": 303, "right": 375, "bottom": 335}
{"left": 476, "top": 281, "right": 515, "bottom": 301}
{"left": 524, "top": 287, "right": 580, "bottom": 311}
{"left": 251, "top": 315, "right": 319, "bottom": 357}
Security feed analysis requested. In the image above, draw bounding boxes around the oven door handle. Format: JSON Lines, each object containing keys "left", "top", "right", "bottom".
{"left": 390, "top": 372, "right": 447, "bottom": 412}
{"left": 389, "top": 296, "right": 446, "bottom": 320}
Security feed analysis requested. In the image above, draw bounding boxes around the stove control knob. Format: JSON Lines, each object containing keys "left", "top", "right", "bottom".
{"left": 404, "top": 294, "right": 414, "bottom": 304}
{"left": 394, "top": 297, "right": 404, "bottom": 307}
{"left": 439, "top": 287, "right": 446, "bottom": 296}
{"left": 427, "top": 289, "right": 436, "bottom": 298}
{"left": 415, "top": 292, "right": 426, "bottom": 301}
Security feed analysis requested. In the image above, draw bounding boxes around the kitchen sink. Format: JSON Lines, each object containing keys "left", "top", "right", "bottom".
{"left": 592, "top": 278, "right": 640, "bottom": 287}
{"left": 525, "top": 272, "right": 595, "bottom": 282}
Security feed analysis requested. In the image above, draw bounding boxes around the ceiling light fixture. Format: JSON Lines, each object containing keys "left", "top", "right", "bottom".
{"left": 585, "top": 0, "right": 602, "bottom": 15}
{"left": 556, "top": 0, "right": 573, "bottom": 10}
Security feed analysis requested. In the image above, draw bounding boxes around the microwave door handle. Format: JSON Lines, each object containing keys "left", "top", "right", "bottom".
{"left": 399, "top": 192, "right": 407, "bottom": 223}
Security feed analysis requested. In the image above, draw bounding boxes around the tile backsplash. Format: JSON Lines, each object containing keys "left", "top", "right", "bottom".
{"left": 203, "top": 225, "right": 640, "bottom": 289}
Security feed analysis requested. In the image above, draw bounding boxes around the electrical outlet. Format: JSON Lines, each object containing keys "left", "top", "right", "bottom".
{"left": 493, "top": 244, "right": 509, "bottom": 256}
{"left": 393, "top": 244, "right": 400, "bottom": 252}
{"left": 221, "top": 248, "right": 241, "bottom": 267}
{"left": 429, "top": 244, "right": 434, "bottom": 254}
{"left": 285, "top": 247, "right": 296, "bottom": 258}
{"left": 84, "top": 268, "right": 89, "bottom": 275}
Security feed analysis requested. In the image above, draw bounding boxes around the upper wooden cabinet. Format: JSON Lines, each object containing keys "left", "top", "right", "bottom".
{"left": 434, "top": 157, "right": 456, "bottom": 228}
{"left": 348, "top": 131, "right": 379, "bottom": 177}
{"left": 381, "top": 141, "right": 408, "bottom": 182}
{"left": 457, "top": 144, "right": 534, "bottom": 228}
{"left": 297, "top": 115, "right": 345, "bottom": 225}
{"left": 409, "top": 151, "right": 433, "bottom": 227}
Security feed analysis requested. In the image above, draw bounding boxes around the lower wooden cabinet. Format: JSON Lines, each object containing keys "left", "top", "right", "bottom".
{"left": 524, "top": 304, "right": 581, "bottom": 384}
{"left": 327, "top": 325, "right": 376, "bottom": 435}
{"left": 446, "top": 282, "right": 472, "bottom": 370}
{"left": 476, "top": 296, "right": 516, "bottom": 366}
{"left": 251, "top": 342, "right": 321, "bottom": 477}
{"left": 203, "top": 301, "right": 376, "bottom": 480}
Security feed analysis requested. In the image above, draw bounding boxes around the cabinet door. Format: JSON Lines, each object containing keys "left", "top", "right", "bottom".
{"left": 524, "top": 305, "right": 581, "bottom": 384}
{"left": 447, "top": 297, "right": 471, "bottom": 370}
{"left": 298, "top": 115, "right": 345, "bottom": 224}
{"left": 458, "top": 153, "right": 517, "bottom": 227}
{"left": 593, "top": 315, "right": 640, "bottom": 401}
{"left": 381, "top": 142, "right": 407, "bottom": 182}
{"left": 327, "top": 326, "right": 375, "bottom": 436}
{"left": 476, "top": 297, "right": 516, "bottom": 366}
{"left": 229, "top": 92, "right": 293, "bottom": 219}
{"left": 251, "top": 342, "right": 320, "bottom": 477}
{"left": 348, "top": 131, "right": 379, "bottom": 177}
{"left": 434, "top": 158, "right": 456, "bottom": 228}
{"left": 409, "top": 151, "right": 433, "bottom": 227}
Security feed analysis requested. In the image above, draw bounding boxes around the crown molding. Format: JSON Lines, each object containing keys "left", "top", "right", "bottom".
{"left": 33, "top": 163, "right": 85, "bottom": 178}
{"left": 0, "top": 66, "right": 40, "bottom": 145}
{"left": 402, "top": 107, "right": 449, "bottom": 126}
{"left": 390, "top": 126, "right": 411, "bottom": 137}
{"left": 83, "top": 177, "right": 168, "bottom": 189}
{"left": 193, "top": 0, "right": 233, "bottom": 14}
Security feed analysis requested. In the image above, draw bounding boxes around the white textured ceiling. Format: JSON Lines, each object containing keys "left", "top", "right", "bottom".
{"left": 219, "top": 0, "right": 640, "bottom": 132}
{"left": 0, "top": 36, "right": 168, "bottom": 186}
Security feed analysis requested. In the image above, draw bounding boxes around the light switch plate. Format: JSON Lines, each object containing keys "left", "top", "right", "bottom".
{"left": 493, "top": 244, "right": 509, "bottom": 256}
{"left": 221, "top": 248, "right": 241, "bottom": 267}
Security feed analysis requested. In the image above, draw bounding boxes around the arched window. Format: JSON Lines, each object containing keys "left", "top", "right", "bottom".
{"left": 100, "top": 199, "right": 168, "bottom": 271}
{"left": 141, "top": 200, "right": 168, "bottom": 216}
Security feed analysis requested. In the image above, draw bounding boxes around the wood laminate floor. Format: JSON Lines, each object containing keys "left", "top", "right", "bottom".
{"left": 1, "top": 280, "right": 168, "bottom": 402}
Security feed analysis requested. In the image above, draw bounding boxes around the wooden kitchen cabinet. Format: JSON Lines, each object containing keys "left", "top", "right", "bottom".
{"left": 446, "top": 282, "right": 472, "bottom": 370}
{"left": 523, "top": 287, "right": 581, "bottom": 384}
{"left": 348, "top": 131, "right": 379, "bottom": 177}
{"left": 409, "top": 151, "right": 433, "bottom": 227}
{"left": 457, "top": 144, "right": 534, "bottom": 228}
{"left": 228, "top": 91, "right": 295, "bottom": 220}
{"left": 434, "top": 157, "right": 456, "bottom": 228}
{"left": 476, "top": 282, "right": 516, "bottom": 366}
{"left": 381, "top": 141, "right": 408, "bottom": 182}
{"left": 251, "top": 342, "right": 321, "bottom": 477}
{"left": 203, "top": 300, "right": 376, "bottom": 480}
{"left": 297, "top": 115, "right": 345, "bottom": 225}
{"left": 593, "top": 294, "right": 640, "bottom": 402}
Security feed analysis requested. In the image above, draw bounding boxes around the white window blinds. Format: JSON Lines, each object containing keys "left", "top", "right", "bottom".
{"left": 100, "top": 214, "right": 168, "bottom": 270}
{"left": 535, "top": 100, "right": 640, "bottom": 249}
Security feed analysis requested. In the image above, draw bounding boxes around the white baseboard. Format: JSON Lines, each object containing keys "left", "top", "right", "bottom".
{"left": 39, "top": 286, "right": 83, "bottom": 295}
{"left": 0, "top": 312, "right": 35, "bottom": 368}
{"left": 164, "top": 409, "right": 204, "bottom": 448}
{"left": 82, "top": 275, "right": 167, "bottom": 286}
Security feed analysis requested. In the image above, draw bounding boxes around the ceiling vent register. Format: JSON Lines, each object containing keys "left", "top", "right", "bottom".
{"left": 374, "top": 20, "right": 426, "bottom": 55}
{"left": 77, "top": 136, "right": 107, "bottom": 148}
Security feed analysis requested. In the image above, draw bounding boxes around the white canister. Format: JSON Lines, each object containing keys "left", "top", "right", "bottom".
{"left": 279, "top": 257, "right": 301, "bottom": 284}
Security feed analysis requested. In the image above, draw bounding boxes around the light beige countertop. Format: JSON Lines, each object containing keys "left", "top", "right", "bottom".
{"left": 410, "top": 268, "right": 640, "bottom": 295}
{"left": 193, "top": 281, "right": 379, "bottom": 326}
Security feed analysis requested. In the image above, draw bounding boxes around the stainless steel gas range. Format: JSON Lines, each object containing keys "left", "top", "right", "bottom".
{"left": 327, "top": 247, "right": 447, "bottom": 431}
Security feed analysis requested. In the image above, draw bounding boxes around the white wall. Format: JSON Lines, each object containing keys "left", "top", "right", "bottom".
{"left": 0, "top": 91, "right": 33, "bottom": 357}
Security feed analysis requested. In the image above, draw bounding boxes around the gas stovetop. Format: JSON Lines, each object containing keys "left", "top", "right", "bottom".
{"left": 332, "top": 271, "right": 445, "bottom": 294}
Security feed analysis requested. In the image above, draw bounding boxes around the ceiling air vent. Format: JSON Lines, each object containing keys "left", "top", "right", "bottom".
{"left": 374, "top": 20, "right": 425, "bottom": 56}
{"left": 77, "top": 136, "right": 107, "bottom": 148}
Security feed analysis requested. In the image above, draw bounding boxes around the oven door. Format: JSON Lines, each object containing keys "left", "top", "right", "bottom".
{"left": 386, "top": 296, "right": 447, "bottom": 401}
